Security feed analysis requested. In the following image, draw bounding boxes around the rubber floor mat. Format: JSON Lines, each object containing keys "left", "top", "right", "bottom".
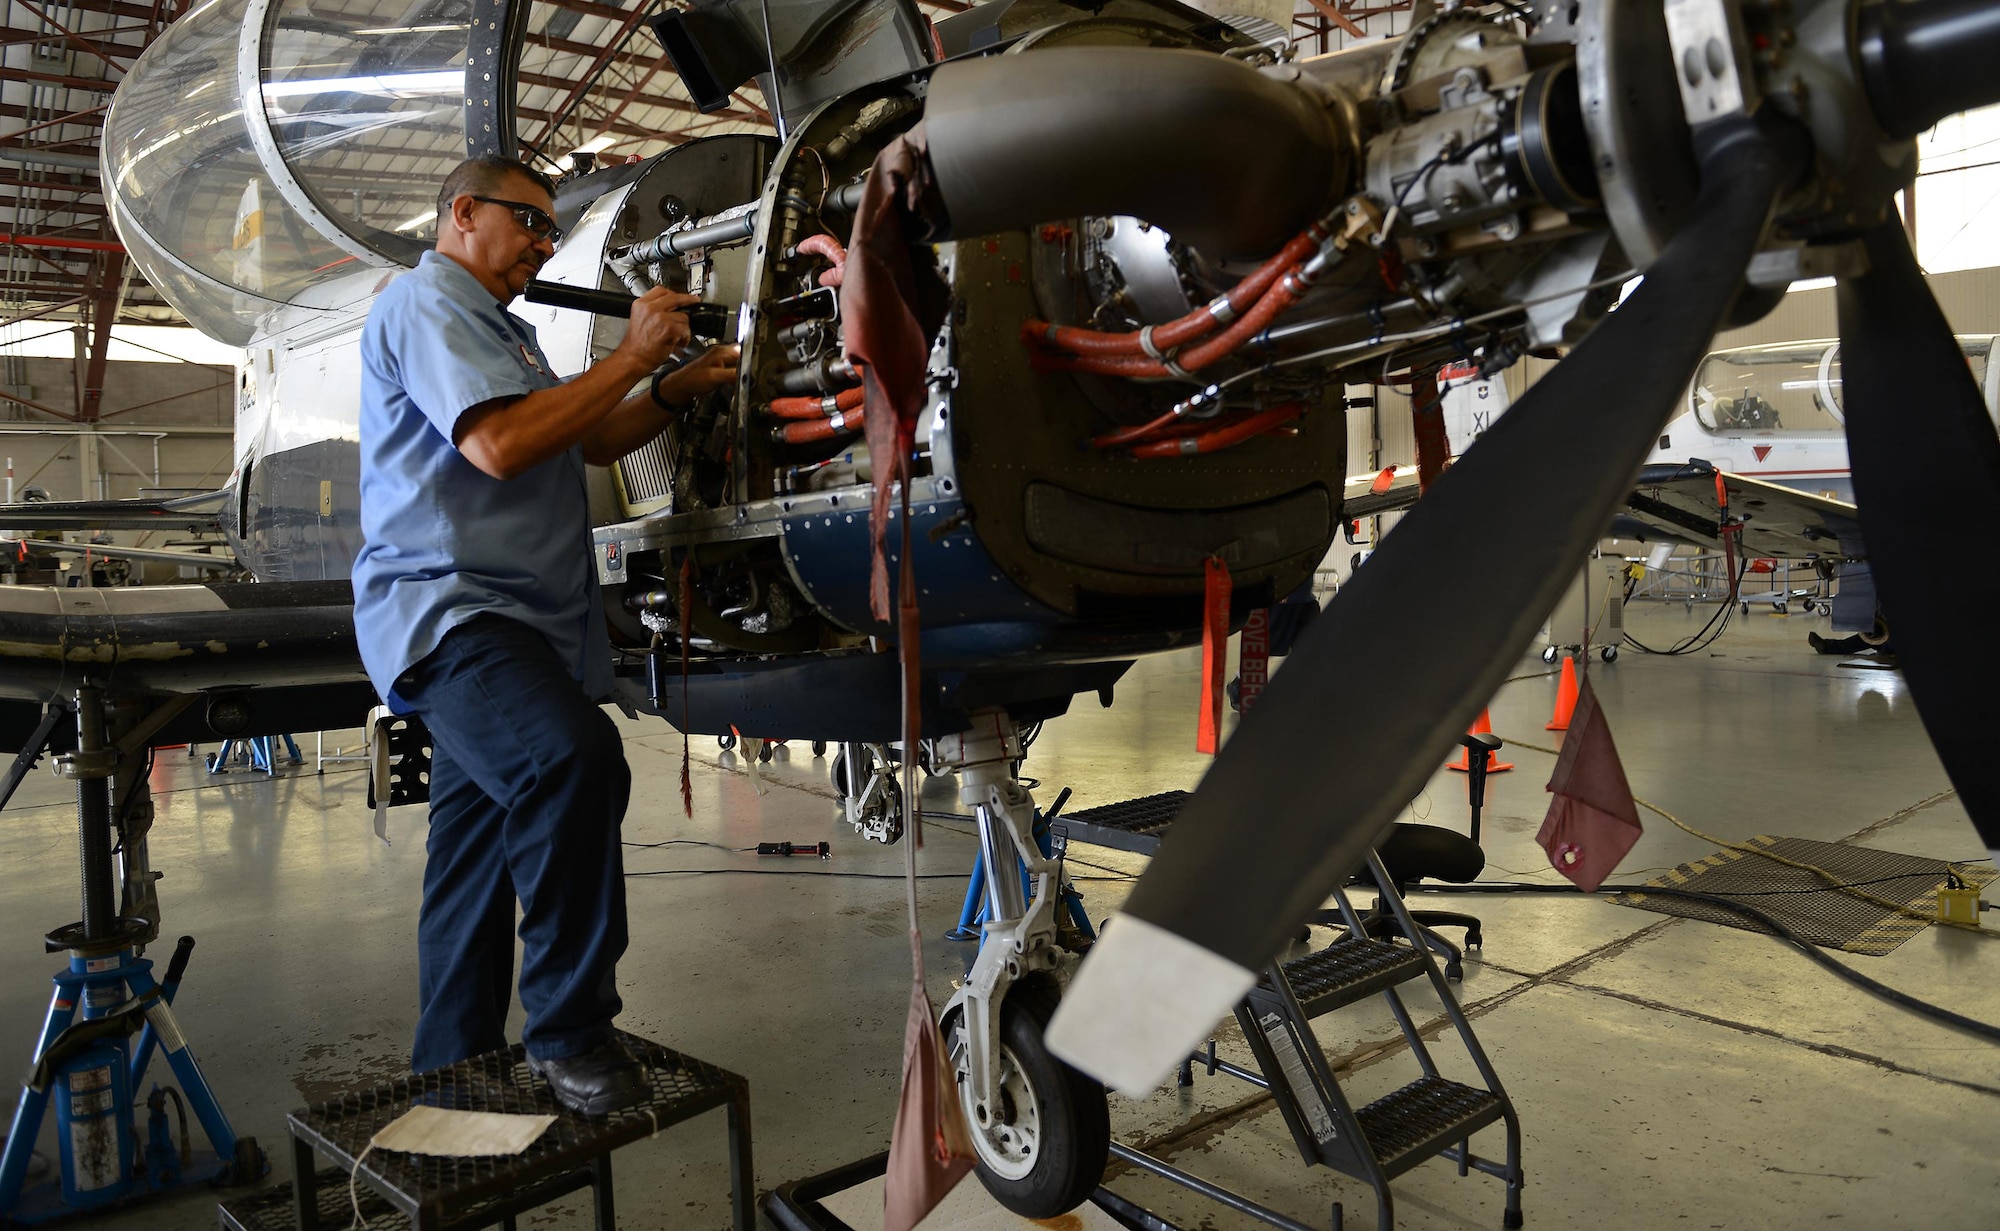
{"left": 1611, "top": 834, "right": 1995, "bottom": 955}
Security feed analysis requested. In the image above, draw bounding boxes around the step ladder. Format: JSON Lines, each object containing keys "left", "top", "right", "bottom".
{"left": 1055, "top": 795, "right": 1525, "bottom": 1231}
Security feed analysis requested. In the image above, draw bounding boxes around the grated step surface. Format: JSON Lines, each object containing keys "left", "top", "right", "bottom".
{"left": 1054, "top": 791, "right": 1187, "bottom": 855}
{"left": 219, "top": 1171, "right": 402, "bottom": 1231}
{"left": 1355, "top": 1075, "right": 1505, "bottom": 1178}
{"left": 285, "top": 1030, "right": 742, "bottom": 1225}
{"left": 1275, "top": 936, "right": 1427, "bottom": 1017}
{"left": 217, "top": 1167, "right": 594, "bottom": 1231}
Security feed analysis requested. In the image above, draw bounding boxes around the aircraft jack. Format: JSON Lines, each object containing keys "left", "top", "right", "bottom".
{"left": 0, "top": 684, "right": 263, "bottom": 1225}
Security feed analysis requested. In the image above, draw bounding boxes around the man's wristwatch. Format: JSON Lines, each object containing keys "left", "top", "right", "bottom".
{"left": 650, "top": 366, "right": 690, "bottom": 414}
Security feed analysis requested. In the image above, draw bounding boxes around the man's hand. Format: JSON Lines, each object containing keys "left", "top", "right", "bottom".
{"left": 655, "top": 345, "right": 741, "bottom": 408}
{"left": 620, "top": 287, "right": 697, "bottom": 369}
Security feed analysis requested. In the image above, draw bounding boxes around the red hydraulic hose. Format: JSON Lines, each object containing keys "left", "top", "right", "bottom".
{"left": 1021, "top": 226, "right": 1321, "bottom": 358}
{"left": 775, "top": 404, "right": 865, "bottom": 445}
{"left": 795, "top": 234, "right": 848, "bottom": 288}
{"left": 1128, "top": 403, "right": 1304, "bottom": 459}
{"left": 1047, "top": 267, "right": 1309, "bottom": 379}
{"left": 1089, "top": 405, "right": 1190, "bottom": 449}
{"left": 766, "top": 385, "right": 865, "bottom": 420}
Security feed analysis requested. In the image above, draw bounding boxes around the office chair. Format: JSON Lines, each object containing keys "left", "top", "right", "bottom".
{"left": 1316, "top": 732, "right": 1498, "bottom": 979}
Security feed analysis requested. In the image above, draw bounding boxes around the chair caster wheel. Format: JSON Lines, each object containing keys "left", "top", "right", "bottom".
{"left": 1504, "top": 1208, "right": 1524, "bottom": 1229}
{"left": 1445, "top": 961, "right": 1464, "bottom": 981}
{"left": 811, "top": 740, "right": 827, "bottom": 757}
{"left": 1465, "top": 932, "right": 1482, "bottom": 950}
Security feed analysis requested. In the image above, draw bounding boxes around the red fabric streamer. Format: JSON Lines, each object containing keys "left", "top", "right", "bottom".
{"left": 840, "top": 124, "right": 949, "bottom": 622}
{"left": 1238, "top": 606, "right": 1271, "bottom": 714}
{"left": 1197, "top": 556, "right": 1231, "bottom": 754}
{"left": 1536, "top": 678, "right": 1643, "bottom": 891}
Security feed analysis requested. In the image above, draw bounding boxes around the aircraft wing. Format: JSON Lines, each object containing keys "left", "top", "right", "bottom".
{"left": 1341, "top": 465, "right": 1423, "bottom": 520}
{"left": 0, "top": 490, "right": 227, "bottom": 533}
{"left": 1620, "top": 461, "right": 1864, "bottom": 560}
{"left": 2, "top": 537, "right": 238, "bottom": 571}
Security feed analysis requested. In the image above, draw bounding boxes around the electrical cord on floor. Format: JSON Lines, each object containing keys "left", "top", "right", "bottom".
{"left": 1500, "top": 733, "right": 1999, "bottom": 940}
{"left": 623, "top": 838, "right": 755, "bottom": 853}
{"left": 1389, "top": 879, "right": 2000, "bottom": 1041}
{"left": 1621, "top": 553, "right": 1748, "bottom": 655}
{"left": 1608, "top": 884, "right": 2000, "bottom": 1043}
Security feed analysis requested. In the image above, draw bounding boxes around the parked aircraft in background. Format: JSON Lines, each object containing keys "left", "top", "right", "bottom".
{"left": 1611, "top": 336, "right": 2000, "bottom": 637}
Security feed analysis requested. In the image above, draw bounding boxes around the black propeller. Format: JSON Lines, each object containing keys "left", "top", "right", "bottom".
{"left": 1046, "top": 117, "right": 1807, "bottom": 1095}
{"left": 1837, "top": 222, "right": 2000, "bottom": 849}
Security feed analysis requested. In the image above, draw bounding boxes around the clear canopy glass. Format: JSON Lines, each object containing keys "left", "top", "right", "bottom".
{"left": 104, "top": 0, "right": 480, "bottom": 343}
{"left": 262, "top": 0, "right": 473, "bottom": 265}
{"left": 1689, "top": 341, "right": 1846, "bottom": 435}
{"left": 1690, "top": 338, "right": 1993, "bottom": 435}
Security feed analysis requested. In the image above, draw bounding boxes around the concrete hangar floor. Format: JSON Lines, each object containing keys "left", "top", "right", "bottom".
{"left": 0, "top": 604, "right": 1993, "bottom": 1230}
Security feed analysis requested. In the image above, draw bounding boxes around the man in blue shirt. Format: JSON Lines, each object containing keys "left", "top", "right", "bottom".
{"left": 353, "top": 155, "right": 736, "bottom": 1113}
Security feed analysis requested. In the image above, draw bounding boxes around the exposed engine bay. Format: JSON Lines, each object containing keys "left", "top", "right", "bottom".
{"left": 506, "top": 0, "right": 1927, "bottom": 733}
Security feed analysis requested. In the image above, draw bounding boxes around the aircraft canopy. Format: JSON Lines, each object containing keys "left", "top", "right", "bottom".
{"left": 105, "top": 0, "right": 514, "bottom": 343}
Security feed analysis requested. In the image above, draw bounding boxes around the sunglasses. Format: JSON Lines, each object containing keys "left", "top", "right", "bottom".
{"left": 467, "top": 195, "right": 564, "bottom": 244}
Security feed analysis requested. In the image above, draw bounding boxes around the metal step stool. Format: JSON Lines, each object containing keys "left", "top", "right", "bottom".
{"left": 217, "top": 1031, "right": 752, "bottom": 1231}
{"left": 1055, "top": 798, "right": 1525, "bottom": 1231}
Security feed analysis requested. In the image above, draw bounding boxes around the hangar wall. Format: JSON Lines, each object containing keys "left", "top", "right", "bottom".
{"left": 1713, "top": 264, "right": 2000, "bottom": 349}
{"left": 0, "top": 353, "right": 234, "bottom": 505}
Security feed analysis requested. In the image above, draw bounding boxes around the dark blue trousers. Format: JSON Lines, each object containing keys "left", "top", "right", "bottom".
{"left": 401, "top": 614, "right": 632, "bottom": 1071}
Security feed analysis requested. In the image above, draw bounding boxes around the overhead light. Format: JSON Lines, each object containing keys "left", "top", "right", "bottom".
{"left": 574, "top": 135, "right": 618, "bottom": 155}
{"left": 395, "top": 209, "right": 438, "bottom": 232}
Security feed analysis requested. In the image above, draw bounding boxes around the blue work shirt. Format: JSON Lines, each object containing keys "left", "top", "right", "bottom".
{"left": 352, "top": 250, "right": 612, "bottom": 706}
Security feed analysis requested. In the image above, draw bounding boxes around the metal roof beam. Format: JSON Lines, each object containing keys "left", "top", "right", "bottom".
{"left": 0, "top": 191, "right": 105, "bottom": 215}
{"left": 24, "top": 0, "right": 160, "bottom": 26}
{"left": 0, "top": 66, "right": 121, "bottom": 93}
{"left": 0, "top": 172, "right": 96, "bottom": 193}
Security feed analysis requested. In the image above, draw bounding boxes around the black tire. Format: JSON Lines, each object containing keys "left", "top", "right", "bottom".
{"left": 758, "top": 741, "right": 774, "bottom": 764}
{"left": 811, "top": 740, "right": 827, "bottom": 757}
{"left": 830, "top": 750, "right": 848, "bottom": 798}
{"left": 1540, "top": 645, "right": 1559, "bottom": 665}
{"left": 717, "top": 733, "right": 736, "bottom": 752}
{"left": 959, "top": 977, "right": 1110, "bottom": 1219}
{"left": 1599, "top": 645, "right": 1618, "bottom": 663}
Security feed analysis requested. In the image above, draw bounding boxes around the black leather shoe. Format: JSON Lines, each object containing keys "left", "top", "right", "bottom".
{"left": 527, "top": 1038, "right": 647, "bottom": 1116}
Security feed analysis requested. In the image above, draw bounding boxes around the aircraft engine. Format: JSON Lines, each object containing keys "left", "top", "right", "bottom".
{"left": 559, "top": 0, "right": 1723, "bottom": 683}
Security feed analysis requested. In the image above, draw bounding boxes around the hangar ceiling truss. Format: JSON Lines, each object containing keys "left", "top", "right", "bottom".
{"left": 0, "top": 0, "right": 1410, "bottom": 424}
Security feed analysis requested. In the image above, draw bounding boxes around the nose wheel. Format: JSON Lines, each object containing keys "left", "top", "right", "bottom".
{"left": 949, "top": 977, "right": 1109, "bottom": 1219}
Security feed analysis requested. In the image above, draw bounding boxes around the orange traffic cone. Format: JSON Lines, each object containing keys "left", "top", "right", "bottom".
{"left": 1447, "top": 708, "right": 1514, "bottom": 773}
{"left": 1546, "top": 655, "right": 1579, "bottom": 731}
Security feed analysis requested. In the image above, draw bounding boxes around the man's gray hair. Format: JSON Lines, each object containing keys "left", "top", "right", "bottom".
{"left": 435, "top": 156, "right": 557, "bottom": 223}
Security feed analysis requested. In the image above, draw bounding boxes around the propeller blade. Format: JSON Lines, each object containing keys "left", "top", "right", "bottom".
{"left": 1046, "top": 123, "right": 1802, "bottom": 1097}
{"left": 1837, "top": 221, "right": 2000, "bottom": 857}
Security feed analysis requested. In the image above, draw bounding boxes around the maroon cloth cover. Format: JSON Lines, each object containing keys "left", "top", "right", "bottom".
{"left": 883, "top": 933, "right": 975, "bottom": 1231}
{"left": 840, "top": 123, "right": 949, "bottom": 621}
{"left": 1537, "top": 677, "right": 1643, "bottom": 890}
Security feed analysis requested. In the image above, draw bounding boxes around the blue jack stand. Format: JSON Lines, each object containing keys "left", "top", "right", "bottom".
{"left": 945, "top": 787, "right": 1096, "bottom": 946}
{"left": 0, "top": 685, "right": 263, "bottom": 1224}
{"left": 206, "top": 733, "right": 302, "bottom": 776}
